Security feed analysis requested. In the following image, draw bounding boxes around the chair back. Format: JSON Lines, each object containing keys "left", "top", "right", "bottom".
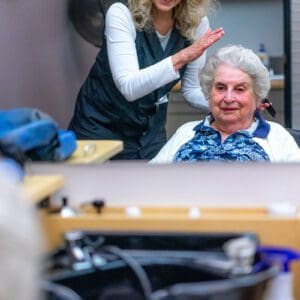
{"left": 287, "top": 128, "right": 300, "bottom": 147}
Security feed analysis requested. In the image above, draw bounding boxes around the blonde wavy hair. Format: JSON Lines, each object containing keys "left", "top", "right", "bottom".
{"left": 128, "top": 0, "right": 214, "bottom": 40}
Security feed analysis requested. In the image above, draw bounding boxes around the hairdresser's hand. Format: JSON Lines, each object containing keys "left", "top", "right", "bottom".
{"left": 172, "top": 27, "right": 224, "bottom": 71}
{"left": 258, "top": 102, "right": 271, "bottom": 111}
{"left": 258, "top": 99, "right": 276, "bottom": 117}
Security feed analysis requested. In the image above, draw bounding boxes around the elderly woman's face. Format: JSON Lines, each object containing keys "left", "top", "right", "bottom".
{"left": 152, "top": 0, "right": 181, "bottom": 12}
{"left": 209, "top": 64, "right": 258, "bottom": 128}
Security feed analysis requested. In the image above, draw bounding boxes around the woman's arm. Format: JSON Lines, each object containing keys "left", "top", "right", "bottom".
{"left": 106, "top": 3, "right": 180, "bottom": 101}
{"left": 180, "top": 17, "right": 210, "bottom": 110}
{"left": 106, "top": 3, "right": 223, "bottom": 103}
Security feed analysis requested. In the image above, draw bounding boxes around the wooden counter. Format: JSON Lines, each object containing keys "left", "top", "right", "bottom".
{"left": 39, "top": 205, "right": 300, "bottom": 299}
{"left": 23, "top": 175, "right": 65, "bottom": 204}
{"left": 67, "top": 140, "right": 123, "bottom": 164}
{"left": 41, "top": 206, "right": 299, "bottom": 249}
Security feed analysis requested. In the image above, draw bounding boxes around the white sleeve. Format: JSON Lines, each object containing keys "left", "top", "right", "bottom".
{"left": 181, "top": 16, "right": 210, "bottom": 111}
{"left": 105, "top": 3, "right": 180, "bottom": 102}
{"left": 274, "top": 126, "right": 300, "bottom": 162}
{"left": 262, "top": 122, "right": 300, "bottom": 162}
{"left": 150, "top": 121, "right": 199, "bottom": 163}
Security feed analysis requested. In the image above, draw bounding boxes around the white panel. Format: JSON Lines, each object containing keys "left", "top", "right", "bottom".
{"left": 26, "top": 162, "right": 300, "bottom": 208}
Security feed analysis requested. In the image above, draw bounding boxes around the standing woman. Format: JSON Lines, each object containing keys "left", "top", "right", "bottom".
{"left": 68, "top": 0, "right": 224, "bottom": 159}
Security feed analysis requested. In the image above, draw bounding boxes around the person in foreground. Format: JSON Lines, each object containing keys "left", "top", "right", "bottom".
{"left": 151, "top": 45, "right": 300, "bottom": 163}
{"left": 0, "top": 164, "right": 41, "bottom": 300}
{"left": 68, "top": 0, "right": 224, "bottom": 160}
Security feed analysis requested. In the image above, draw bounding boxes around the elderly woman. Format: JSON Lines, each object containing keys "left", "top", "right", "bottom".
{"left": 151, "top": 45, "right": 300, "bottom": 163}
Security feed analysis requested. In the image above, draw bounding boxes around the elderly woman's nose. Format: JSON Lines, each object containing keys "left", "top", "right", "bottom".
{"left": 223, "top": 90, "right": 235, "bottom": 101}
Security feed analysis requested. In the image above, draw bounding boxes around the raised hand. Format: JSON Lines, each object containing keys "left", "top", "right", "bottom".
{"left": 172, "top": 27, "right": 224, "bottom": 71}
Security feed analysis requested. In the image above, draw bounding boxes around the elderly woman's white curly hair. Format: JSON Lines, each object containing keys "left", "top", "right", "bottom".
{"left": 200, "top": 45, "right": 271, "bottom": 104}
{"left": 128, "top": 0, "right": 214, "bottom": 40}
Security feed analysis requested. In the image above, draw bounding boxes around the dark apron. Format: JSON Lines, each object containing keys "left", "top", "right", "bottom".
{"left": 69, "top": 18, "right": 190, "bottom": 159}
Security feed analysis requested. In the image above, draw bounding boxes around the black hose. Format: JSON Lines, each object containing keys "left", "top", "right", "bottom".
{"left": 101, "top": 245, "right": 153, "bottom": 300}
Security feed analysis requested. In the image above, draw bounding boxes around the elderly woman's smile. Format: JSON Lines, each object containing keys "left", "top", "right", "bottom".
{"left": 210, "top": 64, "right": 258, "bottom": 134}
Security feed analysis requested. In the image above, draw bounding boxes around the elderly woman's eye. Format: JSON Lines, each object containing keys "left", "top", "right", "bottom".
{"left": 216, "top": 85, "right": 225, "bottom": 91}
{"left": 236, "top": 87, "right": 245, "bottom": 92}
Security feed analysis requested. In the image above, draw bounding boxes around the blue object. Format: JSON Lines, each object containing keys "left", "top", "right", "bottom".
{"left": 258, "top": 246, "right": 300, "bottom": 272}
{"left": 0, "top": 108, "right": 77, "bottom": 164}
{"left": 55, "top": 130, "right": 77, "bottom": 161}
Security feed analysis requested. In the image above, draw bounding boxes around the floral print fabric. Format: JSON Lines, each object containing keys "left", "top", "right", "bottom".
{"left": 175, "top": 121, "right": 270, "bottom": 162}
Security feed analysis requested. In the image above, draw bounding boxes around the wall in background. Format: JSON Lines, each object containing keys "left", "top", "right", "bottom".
{"left": 209, "top": 0, "right": 284, "bottom": 57}
{"left": 0, "top": 0, "right": 97, "bottom": 128}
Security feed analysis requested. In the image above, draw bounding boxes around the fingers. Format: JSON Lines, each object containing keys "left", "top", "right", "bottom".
{"left": 213, "top": 27, "right": 225, "bottom": 35}
{"left": 173, "top": 27, "right": 224, "bottom": 68}
{"left": 205, "top": 27, "right": 224, "bottom": 42}
{"left": 197, "top": 27, "right": 224, "bottom": 50}
{"left": 202, "top": 27, "right": 224, "bottom": 39}
{"left": 258, "top": 103, "right": 271, "bottom": 111}
{"left": 258, "top": 103, "right": 269, "bottom": 111}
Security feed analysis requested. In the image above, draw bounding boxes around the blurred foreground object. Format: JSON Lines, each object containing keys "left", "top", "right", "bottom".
{"left": 0, "top": 108, "right": 77, "bottom": 166}
{"left": 0, "top": 172, "right": 41, "bottom": 300}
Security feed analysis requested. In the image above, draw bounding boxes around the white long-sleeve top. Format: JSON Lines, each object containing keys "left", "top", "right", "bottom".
{"left": 105, "top": 2, "right": 209, "bottom": 110}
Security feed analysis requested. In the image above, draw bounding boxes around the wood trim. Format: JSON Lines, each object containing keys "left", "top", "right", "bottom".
{"left": 67, "top": 140, "right": 123, "bottom": 163}
{"left": 23, "top": 175, "right": 64, "bottom": 204}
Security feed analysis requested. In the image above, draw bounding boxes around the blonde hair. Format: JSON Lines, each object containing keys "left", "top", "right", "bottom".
{"left": 128, "top": 0, "right": 213, "bottom": 40}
